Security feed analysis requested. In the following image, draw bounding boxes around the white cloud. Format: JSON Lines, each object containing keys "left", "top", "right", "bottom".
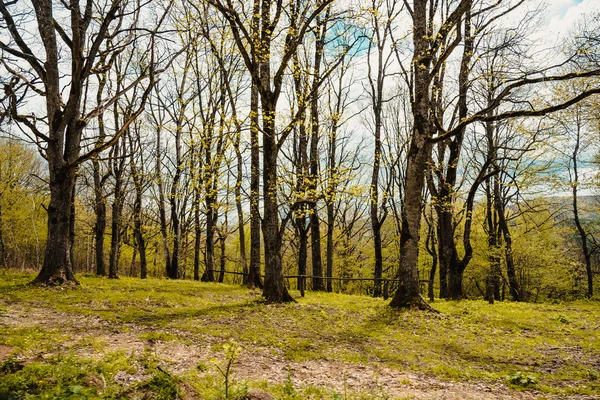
{"left": 545, "top": 0, "right": 598, "bottom": 38}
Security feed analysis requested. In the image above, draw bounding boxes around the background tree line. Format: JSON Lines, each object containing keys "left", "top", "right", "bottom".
{"left": 1, "top": 0, "right": 599, "bottom": 305}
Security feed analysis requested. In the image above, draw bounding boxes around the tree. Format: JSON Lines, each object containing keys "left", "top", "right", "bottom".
{"left": 551, "top": 81, "right": 599, "bottom": 298}
{"left": 390, "top": 0, "right": 600, "bottom": 308}
{"left": 207, "top": 0, "right": 343, "bottom": 302}
{"left": 127, "top": 121, "right": 149, "bottom": 279}
{"left": 0, "top": 0, "right": 171, "bottom": 284}
{"left": 364, "top": 0, "right": 402, "bottom": 297}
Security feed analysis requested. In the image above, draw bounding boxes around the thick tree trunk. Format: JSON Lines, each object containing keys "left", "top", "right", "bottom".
{"left": 32, "top": 168, "right": 78, "bottom": 285}
{"left": 389, "top": 139, "right": 428, "bottom": 308}
{"left": 389, "top": 0, "right": 431, "bottom": 309}
{"left": 447, "top": 260, "right": 465, "bottom": 300}
{"left": 261, "top": 101, "right": 293, "bottom": 303}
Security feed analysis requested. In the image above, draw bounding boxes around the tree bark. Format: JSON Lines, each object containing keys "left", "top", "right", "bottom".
{"left": 389, "top": 0, "right": 432, "bottom": 308}
{"left": 308, "top": 14, "right": 327, "bottom": 292}
{"left": 261, "top": 97, "right": 294, "bottom": 303}
{"left": 93, "top": 160, "right": 107, "bottom": 276}
{"left": 32, "top": 168, "right": 78, "bottom": 285}
{"left": 572, "top": 120, "right": 593, "bottom": 298}
{"left": 248, "top": 83, "right": 263, "bottom": 289}
{"left": 108, "top": 139, "right": 126, "bottom": 280}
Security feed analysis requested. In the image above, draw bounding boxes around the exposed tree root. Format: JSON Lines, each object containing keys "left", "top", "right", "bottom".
{"left": 390, "top": 293, "right": 439, "bottom": 313}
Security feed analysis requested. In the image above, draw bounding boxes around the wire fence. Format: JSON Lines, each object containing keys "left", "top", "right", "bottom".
{"left": 210, "top": 269, "right": 431, "bottom": 300}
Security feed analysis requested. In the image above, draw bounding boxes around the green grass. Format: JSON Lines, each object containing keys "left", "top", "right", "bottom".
{"left": 0, "top": 271, "right": 599, "bottom": 399}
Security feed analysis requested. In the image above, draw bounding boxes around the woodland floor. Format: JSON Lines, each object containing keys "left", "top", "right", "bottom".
{"left": 0, "top": 272, "right": 599, "bottom": 400}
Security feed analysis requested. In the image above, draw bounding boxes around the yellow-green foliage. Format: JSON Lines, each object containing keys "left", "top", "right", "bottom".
{"left": 0, "top": 139, "right": 47, "bottom": 269}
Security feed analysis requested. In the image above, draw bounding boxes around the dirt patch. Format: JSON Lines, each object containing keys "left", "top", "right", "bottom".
{"left": 228, "top": 351, "right": 537, "bottom": 400}
{"left": 0, "top": 304, "right": 590, "bottom": 399}
{"left": 0, "top": 345, "right": 15, "bottom": 362}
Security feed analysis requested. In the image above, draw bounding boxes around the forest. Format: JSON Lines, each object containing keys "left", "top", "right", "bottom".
{"left": 0, "top": 0, "right": 599, "bottom": 398}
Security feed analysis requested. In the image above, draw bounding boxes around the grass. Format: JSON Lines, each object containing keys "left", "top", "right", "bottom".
{"left": 0, "top": 271, "right": 599, "bottom": 399}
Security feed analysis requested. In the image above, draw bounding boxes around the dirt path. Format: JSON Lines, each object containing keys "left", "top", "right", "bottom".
{"left": 0, "top": 304, "right": 593, "bottom": 400}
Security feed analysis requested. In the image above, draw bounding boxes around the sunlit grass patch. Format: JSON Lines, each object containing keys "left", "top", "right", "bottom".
{"left": 0, "top": 271, "right": 599, "bottom": 398}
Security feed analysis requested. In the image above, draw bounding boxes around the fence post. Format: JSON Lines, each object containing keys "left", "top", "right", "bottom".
{"left": 383, "top": 280, "right": 389, "bottom": 300}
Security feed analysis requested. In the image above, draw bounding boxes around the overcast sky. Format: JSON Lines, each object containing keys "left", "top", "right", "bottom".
{"left": 544, "top": 0, "right": 597, "bottom": 37}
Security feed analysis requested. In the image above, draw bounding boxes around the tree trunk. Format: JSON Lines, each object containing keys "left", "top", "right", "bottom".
{"left": 309, "top": 16, "right": 325, "bottom": 292}
{"left": 193, "top": 146, "right": 203, "bottom": 281}
{"left": 156, "top": 128, "right": 171, "bottom": 275}
{"left": 248, "top": 83, "right": 263, "bottom": 288}
{"left": 447, "top": 261, "right": 464, "bottom": 300}
{"left": 218, "top": 232, "right": 226, "bottom": 283}
{"left": 424, "top": 209, "right": 437, "bottom": 302}
{"left": 93, "top": 161, "right": 107, "bottom": 276}
{"left": 202, "top": 205, "right": 216, "bottom": 282}
{"left": 261, "top": 99, "right": 293, "bottom": 303}
{"left": 436, "top": 207, "right": 452, "bottom": 299}
{"left": 389, "top": 0, "right": 431, "bottom": 308}
{"left": 326, "top": 202, "right": 334, "bottom": 292}
{"left": 235, "top": 147, "right": 248, "bottom": 282}
{"left": 108, "top": 176, "right": 123, "bottom": 279}
{"left": 133, "top": 189, "right": 147, "bottom": 279}
{"left": 69, "top": 185, "right": 76, "bottom": 271}
{"left": 168, "top": 200, "right": 181, "bottom": 279}
{"left": 372, "top": 220, "right": 383, "bottom": 297}
{"left": 433, "top": 7, "right": 472, "bottom": 301}
{"left": 296, "top": 221, "right": 308, "bottom": 289}
{"left": 572, "top": 125, "right": 593, "bottom": 298}
{"left": 389, "top": 136, "right": 428, "bottom": 308}
{"left": 32, "top": 168, "right": 78, "bottom": 285}
{"left": 0, "top": 202, "right": 5, "bottom": 267}
{"left": 194, "top": 205, "right": 202, "bottom": 281}
{"left": 485, "top": 179, "right": 502, "bottom": 301}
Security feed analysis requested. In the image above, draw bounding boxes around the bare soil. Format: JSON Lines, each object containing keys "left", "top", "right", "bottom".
{"left": 1, "top": 305, "right": 595, "bottom": 400}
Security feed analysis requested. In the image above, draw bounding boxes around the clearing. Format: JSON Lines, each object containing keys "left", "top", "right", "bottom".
{"left": 0, "top": 272, "right": 598, "bottom": 399}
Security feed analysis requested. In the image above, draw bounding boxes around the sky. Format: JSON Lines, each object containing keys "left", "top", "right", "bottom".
{"left": 544, "top": 0, "right": 597, "bottom": 38}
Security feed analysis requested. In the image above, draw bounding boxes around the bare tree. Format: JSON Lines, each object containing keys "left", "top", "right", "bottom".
{"left": 390, "top": 0, "right": 600, "bottom": 309}
{"left": 0, "top": 0, "right": 172, "bottom": 284}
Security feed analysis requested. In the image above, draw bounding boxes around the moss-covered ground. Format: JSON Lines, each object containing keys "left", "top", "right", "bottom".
{"left": 0, "top": 271, "right": 598, "bottom": 399}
